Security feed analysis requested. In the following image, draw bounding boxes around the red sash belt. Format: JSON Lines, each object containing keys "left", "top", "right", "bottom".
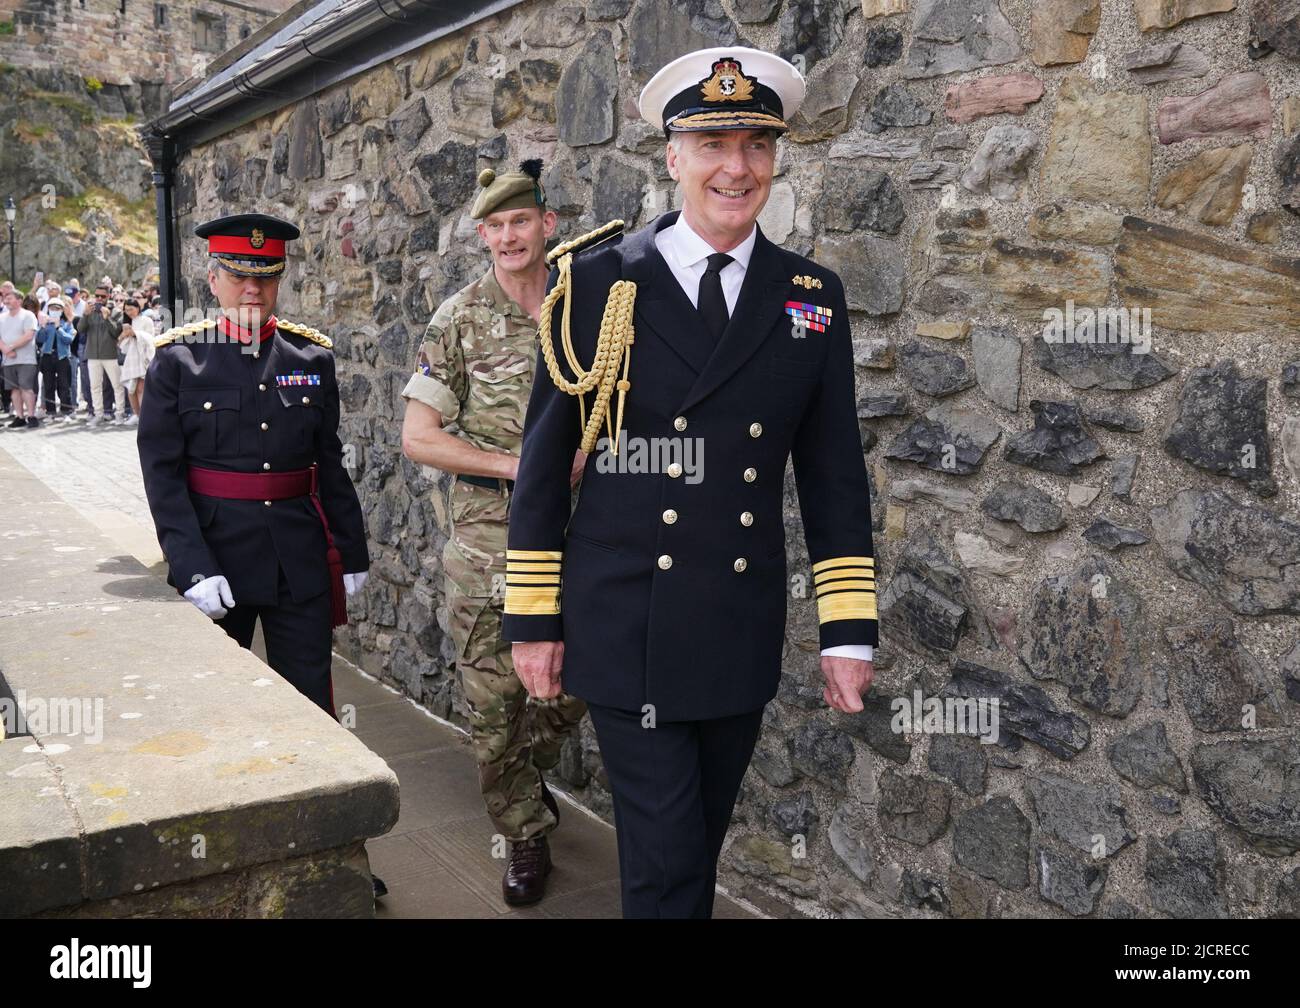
{"left": 186, "top": 464, "right": 348, "bottom": 628}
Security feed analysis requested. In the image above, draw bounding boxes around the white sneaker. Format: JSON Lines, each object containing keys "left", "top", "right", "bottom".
{"left": 87, "top": 415, "right": 105, "bottom": 427}
{"left": 124, "top": 415, "right": 139, "bottom": 426}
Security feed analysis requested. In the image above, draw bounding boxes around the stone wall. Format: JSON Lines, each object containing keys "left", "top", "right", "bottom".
{"left": 173, "top": 0, "right": 1300, "bottom": 918}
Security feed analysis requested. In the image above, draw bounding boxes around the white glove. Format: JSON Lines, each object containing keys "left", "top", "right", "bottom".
{"left": 343, "top": 571, "right": 368, "bottom": 596}
{"left": 184, "top": 574, "right": 235, "bottom": 619}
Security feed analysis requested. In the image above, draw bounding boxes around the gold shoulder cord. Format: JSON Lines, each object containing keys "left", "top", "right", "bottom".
{"left": 537, "top": 219, "right": 635, "bottom": 454}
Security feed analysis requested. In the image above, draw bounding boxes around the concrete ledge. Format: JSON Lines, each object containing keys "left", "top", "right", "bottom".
{"left": 0, "top": 450, "right": 400, "bottom": 918}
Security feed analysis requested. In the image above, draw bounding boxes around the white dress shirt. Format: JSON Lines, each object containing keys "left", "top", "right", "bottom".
{"left": 653, "top": 215, "right": 873, "bottom": 666}
{"left": 654, "top": 212, "right": 755, "bottom": 314}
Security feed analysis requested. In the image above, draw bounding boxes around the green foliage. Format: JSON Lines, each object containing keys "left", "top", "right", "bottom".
{"left": 0, "top": 21, "right": 16, "bottom": 36}
{"left": 84, "top": 76, "right": 103, "bottom": 93}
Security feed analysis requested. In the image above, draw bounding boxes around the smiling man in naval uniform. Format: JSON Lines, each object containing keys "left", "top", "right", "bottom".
{"left": 502, "top": 48, "right": 878, "bottom": 918}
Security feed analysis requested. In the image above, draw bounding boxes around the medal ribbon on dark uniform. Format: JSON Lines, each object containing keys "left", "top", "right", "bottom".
{"left": 783, "top": 301, "right": 831, "bottom": 333}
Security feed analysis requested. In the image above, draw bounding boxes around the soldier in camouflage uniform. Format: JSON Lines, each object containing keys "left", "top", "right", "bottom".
{"left": 400, "top": 160, "right": 587, "bottom": 907}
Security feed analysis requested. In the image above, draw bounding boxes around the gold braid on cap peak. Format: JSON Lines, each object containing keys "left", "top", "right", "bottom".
{"left": 537, "top": 220, "right": 634, "bottom": 454}
{"left": 212, "top": 256, "right": 286, "bottom": 276}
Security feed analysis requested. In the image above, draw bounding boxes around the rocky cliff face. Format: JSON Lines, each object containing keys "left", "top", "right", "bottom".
{"left": 0, "top": 65, "right": 157, "bottom": 285}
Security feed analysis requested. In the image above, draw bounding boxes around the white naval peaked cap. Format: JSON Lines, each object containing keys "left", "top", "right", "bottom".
{"left": 638, "top": 46, "right": 806, "bottom": 135}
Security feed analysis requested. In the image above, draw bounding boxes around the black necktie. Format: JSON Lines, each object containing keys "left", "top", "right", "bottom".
{"left": 697, "top": 252, "right": 733, "bottom": 347}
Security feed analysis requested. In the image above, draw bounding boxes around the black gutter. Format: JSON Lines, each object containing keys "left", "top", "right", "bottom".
{"left": 142, "top": 131, "right": 178, "bottom": 317}
{"left": 141, "top": 0, "right": 526, "bottom": 301}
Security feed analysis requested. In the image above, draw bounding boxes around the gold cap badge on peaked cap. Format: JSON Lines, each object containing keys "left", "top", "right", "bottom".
{"left": 699, "top": 58, "right": 756, "bottom": 103}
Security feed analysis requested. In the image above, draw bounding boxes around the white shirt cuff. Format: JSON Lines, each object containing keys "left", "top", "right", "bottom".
{"left": 821, "top": 644, "right": 873, "bottom": 662}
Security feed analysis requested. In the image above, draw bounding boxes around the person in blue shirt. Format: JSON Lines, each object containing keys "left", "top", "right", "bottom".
{"left": 36, "top": 298, "right": 77, "bottom": 419}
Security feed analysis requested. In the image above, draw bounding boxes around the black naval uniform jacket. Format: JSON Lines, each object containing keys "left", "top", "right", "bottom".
{"left": 137, "top": 318, "right": 369, "bottom": 607}
{"left": 502, "top": 211, "right": 877, "bottom": 721}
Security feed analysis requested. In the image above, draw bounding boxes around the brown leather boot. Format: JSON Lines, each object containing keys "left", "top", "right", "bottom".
{"left": 502, "top": 835, "right": 552, "bottom": 907}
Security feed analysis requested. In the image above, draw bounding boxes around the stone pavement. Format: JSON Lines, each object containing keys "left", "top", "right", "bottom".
{"left": 0, "top": 419, "right": 758, "bottom": 919}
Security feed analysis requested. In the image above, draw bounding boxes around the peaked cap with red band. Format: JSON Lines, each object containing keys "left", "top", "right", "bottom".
{"left": 195, "top": 213, "right": 300, "bottom": 278}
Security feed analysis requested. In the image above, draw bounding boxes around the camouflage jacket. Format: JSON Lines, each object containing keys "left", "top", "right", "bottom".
{"left": 402, "top": 264, "right": 537, "bottom": 601}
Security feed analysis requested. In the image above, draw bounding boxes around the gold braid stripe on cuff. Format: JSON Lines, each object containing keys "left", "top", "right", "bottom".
{"left": 504, "top": 588, "right": 561, "bottom": 616}
{"left": 505, "top": 550, "right": 563, "bottom": 615}
{"left": 814, "top": 569, "right": 875, "bottom": 587}
{"left": 812, "top": 556, "right": 877, "bottom": 623}
{"left": 816, "top": 578, "right": 875, "bottom": 594}
{"left": 507, "top": 573, "right": 561, "bottom": 584}
{"left": 812, "top": 556, "right": 875, "bottom": 573}
{"left": 817, "top": 592, "right": 878, "bottom": 623}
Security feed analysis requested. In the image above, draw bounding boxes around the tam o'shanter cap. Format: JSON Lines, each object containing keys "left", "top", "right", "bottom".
{"left": 470, "top": 159, "right": 547, "bottom": 219}
{"left": 194, "top": 213, "right": 300, "bottom": 278}
{"left": 638, "top": 46, "right": 805, "bottom": 135}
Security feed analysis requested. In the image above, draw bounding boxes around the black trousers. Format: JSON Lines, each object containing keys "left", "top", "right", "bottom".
{"left": 216, "top": 577, "right": 335, "bottom": 716}
{"left": 586, "top": 702, "right": 765, "bottom": 919}
{"left": 39, "top": 356, "right": 73, "bottom": 414}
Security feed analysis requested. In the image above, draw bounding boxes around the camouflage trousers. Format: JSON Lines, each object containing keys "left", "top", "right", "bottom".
{"left": 453, "top": 585, "right": 587, "bottom": 843}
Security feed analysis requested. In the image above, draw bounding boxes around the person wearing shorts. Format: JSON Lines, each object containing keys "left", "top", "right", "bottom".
{"left": 1, "top": 291, "right": 39, "bottom": 429}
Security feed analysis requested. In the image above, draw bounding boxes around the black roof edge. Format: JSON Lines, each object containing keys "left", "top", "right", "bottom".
{"left": 143, "top": 0, "right": 525, "bottom": 155}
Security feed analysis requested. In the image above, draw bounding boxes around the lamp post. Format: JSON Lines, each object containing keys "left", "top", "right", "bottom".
{"left": 3, "top": 197, "right": 15, "bottom": 285}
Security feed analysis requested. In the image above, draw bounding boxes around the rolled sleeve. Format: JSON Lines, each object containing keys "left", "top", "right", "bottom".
{"left": 400, "top": 370, "right": 461, "bottom": 421}
{"left": 401, "top": 306, "right": 467, "bottom": 423}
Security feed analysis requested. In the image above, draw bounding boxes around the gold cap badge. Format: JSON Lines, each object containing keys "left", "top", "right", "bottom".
{"left": 699, "top": 59, "right": 755, "bottom": 104}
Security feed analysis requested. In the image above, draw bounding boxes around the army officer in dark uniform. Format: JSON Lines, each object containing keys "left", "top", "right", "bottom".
{"left": 503, "top": 49, "right": 878, "bottom": 918}
{"left": 137, "top": 214, "right": 370, "bottom": 716}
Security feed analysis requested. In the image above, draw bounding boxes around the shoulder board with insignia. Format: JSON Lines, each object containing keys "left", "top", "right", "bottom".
{"left": 277, "top": 319, "right": 333, "bottom": 349}
{"left": 154, "top": 317, "right": 217, "bottom": 348}
{"left": 546, "top": 219, "right": 625, "bottom": 266}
